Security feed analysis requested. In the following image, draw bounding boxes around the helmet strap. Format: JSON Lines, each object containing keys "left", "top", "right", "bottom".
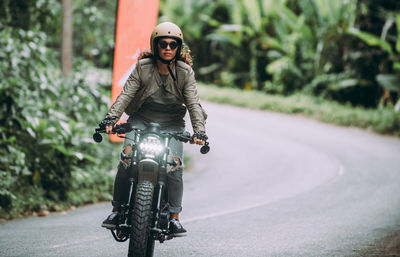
{"left": 167, "top": 64, "right": 176, "bottom": 81}
{"left": 157, "top": 55, "right": 177, "bottom": 81}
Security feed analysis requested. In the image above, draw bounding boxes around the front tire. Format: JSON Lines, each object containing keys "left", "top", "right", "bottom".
{"left": 128, "top": 181, "right": 155, "bottom": 257}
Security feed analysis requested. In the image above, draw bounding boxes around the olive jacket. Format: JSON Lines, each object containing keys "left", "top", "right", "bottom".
{"left": 105, "top": 58, "right": 207, "bottom": 132}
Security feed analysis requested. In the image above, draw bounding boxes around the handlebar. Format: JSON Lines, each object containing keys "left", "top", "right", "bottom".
{"left": 95, "top": 122, "right": 134, "bottom": 135}
{"left": 93, "top": 123, "right": 210, "bottom": 154}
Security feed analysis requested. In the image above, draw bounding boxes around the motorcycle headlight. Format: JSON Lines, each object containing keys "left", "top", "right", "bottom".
{"left": 139, "top": 136, "right": 163, "bottom": 156}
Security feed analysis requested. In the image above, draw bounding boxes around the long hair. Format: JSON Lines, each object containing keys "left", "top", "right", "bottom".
{"left": 138, "top": 44, "right": 193, "bottom": 67}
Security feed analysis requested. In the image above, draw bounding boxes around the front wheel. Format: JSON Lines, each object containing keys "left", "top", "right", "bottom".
{"left": 128, "top": 181, "right": 155, "bottom": 257}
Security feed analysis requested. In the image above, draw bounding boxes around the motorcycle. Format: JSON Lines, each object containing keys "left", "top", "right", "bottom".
{"left": 93, "top": 122, "right": 210, "bottom": 257}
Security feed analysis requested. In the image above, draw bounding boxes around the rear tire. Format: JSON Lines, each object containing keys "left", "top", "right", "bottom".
{"left": 128, "top": 181, "right": 155, "bottom": 257}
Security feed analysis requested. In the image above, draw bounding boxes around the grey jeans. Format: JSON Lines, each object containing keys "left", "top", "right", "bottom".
{"left": 112, "top": 118, "right": 184, "bottom": 214}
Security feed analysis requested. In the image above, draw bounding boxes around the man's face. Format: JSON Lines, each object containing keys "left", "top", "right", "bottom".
{"left": 157, "top": 38, "right": 178, "bottom": 61}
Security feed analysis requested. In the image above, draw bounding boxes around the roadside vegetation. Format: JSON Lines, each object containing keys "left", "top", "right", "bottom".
{"left": 199, "top": 84, "right": 400, "bottom": 136}
{"left": 1, "top": 0, "right": 399, "bottom": 219}
{"left": 0, "top": 0, "right": 117, "bottom": 219}
{"left": 162, "top": 0, "right": 400, "bottom": 111}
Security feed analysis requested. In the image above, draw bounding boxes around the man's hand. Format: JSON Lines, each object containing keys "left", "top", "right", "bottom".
{"left": 105, "top": 125, "right": 113, "bottom": 134}
{"left": 191, "top": 131, "right": 208, "bottom": 145}
{"left": 192, "top": 137, "right": 205, "bottom": 145}
{"left": 100, "top": 117, "right": 115, "bottom": 134}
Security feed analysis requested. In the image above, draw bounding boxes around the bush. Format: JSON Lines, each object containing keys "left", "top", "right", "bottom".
{"left": 72, "top": 0, "right": 116, "bottom": 68}
{"left": 0, "top": 27, "right": 116, "bottom": 219}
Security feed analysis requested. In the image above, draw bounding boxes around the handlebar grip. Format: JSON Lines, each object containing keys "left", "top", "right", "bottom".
{"left": 93, "top": 132, "right": 103, "bottom": 143}
{"left": 200, "top": 142, "right": 210, "bottom": 154}
{"left": 112, "top": 123, "right": 134, "bottom": 134}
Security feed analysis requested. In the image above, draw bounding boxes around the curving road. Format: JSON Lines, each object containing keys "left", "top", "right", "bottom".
{"left": 1, "top": 101, "right": 400, "bottom": 257}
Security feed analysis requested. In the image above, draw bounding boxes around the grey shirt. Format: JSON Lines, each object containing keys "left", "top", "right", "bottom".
{"left": 133, "top": 73, "right": 187, "bottom": 130}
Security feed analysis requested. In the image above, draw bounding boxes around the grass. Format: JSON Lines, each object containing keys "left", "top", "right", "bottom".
{"left": 198, "top": 83, "right": 400, "bottom": 137}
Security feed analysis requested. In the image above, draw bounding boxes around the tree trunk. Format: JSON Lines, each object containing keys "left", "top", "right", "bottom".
{"left": 62, "top": 0, "right": 72, "bottom": 77}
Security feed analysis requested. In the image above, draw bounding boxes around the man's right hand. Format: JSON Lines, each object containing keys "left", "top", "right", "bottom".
{"left": 100, "top": 117, "right": 115, "bottom": 134}
{"left": 105, "top": 125, "right": 113, "bottom": 134}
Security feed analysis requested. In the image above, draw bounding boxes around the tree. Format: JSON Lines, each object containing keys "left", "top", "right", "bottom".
{"left": 62, "top": 0, "right": 72, "bottom": 76}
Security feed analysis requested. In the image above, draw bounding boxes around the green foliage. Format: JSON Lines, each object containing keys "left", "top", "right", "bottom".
{"left": 0, "top": 0, "right": 115, "bottom": 68}
{"left": 160, "top": 0, "right": 231, "bottom": 83}
{"left": 0, "top": 26, "right": 116, "bottom": 219}
{"left": 72, "top": 0, "right": 116, "bottom": 67}
{"left": 348, "top": 27, "right": 393, "bottom": 54}
{"left": 0, "top": 0, "right": 60, "bottom": 32}
{"left": 160, "top": 0, "right": 400, "bottom": 108}
{"left": 376, "top": 74, "right": 400, "bottom": 94}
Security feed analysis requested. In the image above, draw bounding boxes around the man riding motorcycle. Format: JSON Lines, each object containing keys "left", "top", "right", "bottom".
{"left": 100, "top": 22, "right": 208, "bottom": 235}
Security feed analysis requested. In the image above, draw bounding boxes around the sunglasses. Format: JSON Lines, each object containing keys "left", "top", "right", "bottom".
{"left": 158, "top": 40, "right": 178, "bottom": 50}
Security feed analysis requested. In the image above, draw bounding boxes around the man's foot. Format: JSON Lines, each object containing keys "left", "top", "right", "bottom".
{"left": 101, "top": 211, "right": 119, "bottom": 229}
{"left": 169, "top": 219, "right": 187, "bottom": 235}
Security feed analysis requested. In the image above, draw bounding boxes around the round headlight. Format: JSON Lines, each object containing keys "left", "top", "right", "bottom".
{"left": 139, "top": 136, "right": 163, "bottom": 155}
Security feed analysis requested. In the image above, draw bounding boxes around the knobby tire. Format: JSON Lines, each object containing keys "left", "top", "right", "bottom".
{"left": 128, "top": 181, "right": 155, "bottom": 257}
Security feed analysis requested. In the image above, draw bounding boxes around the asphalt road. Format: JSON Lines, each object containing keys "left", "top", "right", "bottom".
{"left": 1, "top": 101, "right": 400, "bottom": 257}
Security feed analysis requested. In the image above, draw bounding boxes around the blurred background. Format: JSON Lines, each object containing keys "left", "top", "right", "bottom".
{"left": 0, "top": 0, "right": 399, "bottom": 220}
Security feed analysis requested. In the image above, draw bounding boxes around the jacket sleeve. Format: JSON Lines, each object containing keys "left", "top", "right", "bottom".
{"left": 105, "top": 63, "right": 141, "bottom": 122}
{"left": 183, "top": 67, "right": 207, "bottom": 132}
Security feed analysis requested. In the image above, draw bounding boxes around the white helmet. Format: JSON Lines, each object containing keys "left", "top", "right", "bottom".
{"left": 150, "top": 22, "right": 183, "bottom": 61}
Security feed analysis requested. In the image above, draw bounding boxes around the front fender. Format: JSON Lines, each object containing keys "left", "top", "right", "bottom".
{"left": 137, "top": 158, "right": 159, "bottom": 185}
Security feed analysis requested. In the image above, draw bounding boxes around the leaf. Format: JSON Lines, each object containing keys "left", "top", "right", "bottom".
{"left": 54, "top": 145, "right": 72, "bottom": 156}
{"left": 376, "top": 74, "right": 400, "bottom": 92}
{"left": 394, "top": 62, "right": 400, "bottom": 72}
{"left": 206, "top": 33, "right": 241, "bottom": 47}
{"left": 231, "top": 0, "right": 243, "bottom": 26}
{"left": 395, "top": 99, "right": 400, "bottom": 113}
{"left": 260, "top": 37, "right": 285, "bottom": 51}
{"left": 60, "top": 120, "right": 71, "bottom": 135}
{"left": 266, "top": 56, "right": 291, "bottom": 74}
{"left": 347, "top": 27, "right": 393, "bottom": 55}
{"left": 26, "top": 127, "right": 36, "bottom": 138}
{"left": 219, "top": 24, "right": 242, "bottom": 33}
{"left": 241, "top": 0, "right": 262, "bottom": 32}
{"left": 276, "top": 4, "right": 299, "bottom": 29}
{"left": 74, "top": 152, "right": 84, "bottom": 160}
{"left": 328, "top": 79, "right": 360, "bottom": 91}
{"left": 82, "top": 153, "right": 97, "bottom": 163}
{"left": 198, "top": 63, "right": 221, "bottom": 75}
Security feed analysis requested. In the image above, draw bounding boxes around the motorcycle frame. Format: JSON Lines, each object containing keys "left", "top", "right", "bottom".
{"left": 111, "top": 129, "right": 173, "bottom": 243}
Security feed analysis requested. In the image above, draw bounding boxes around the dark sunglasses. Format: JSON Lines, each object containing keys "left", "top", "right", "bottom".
{"left": 158, "top": 40, "right": 178, "bottom": 50}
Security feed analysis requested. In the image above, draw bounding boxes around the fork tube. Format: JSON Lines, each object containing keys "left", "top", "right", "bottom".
{"left": 127, "top": 178, "right": 135, "bottom": 206}
{"left": 161, "top": 137, "right": 169, "bottom": 168}
{"left": 132, "top": 131, "right": 139, "bottom": 166}
{"left": 153, "top": 137, "right": 169, "bottom": 230}
{"left": 126, "top": 131, "right": 138, "bottom": 213}
{"left": 153, "top": 182, "right": 164, "bottom": 229}
{"left": 125, "top": 177, "right": 136, "bottom": 226}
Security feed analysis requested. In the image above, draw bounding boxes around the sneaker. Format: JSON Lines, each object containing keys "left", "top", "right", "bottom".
{"left": 101, "top": 211, "right": 119, "bottom": 229}
{"left": 169, "top": 219, "right": 187, "bottom": 235}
